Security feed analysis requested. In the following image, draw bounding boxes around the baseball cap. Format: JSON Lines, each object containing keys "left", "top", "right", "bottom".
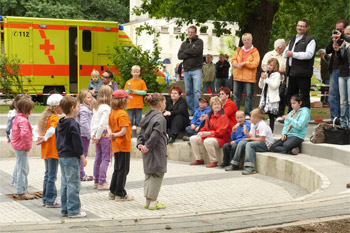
{"left": 112, "top": 90, "right": 133, "bottom": 99}
{"left": 47, "top": 94, "right": 63, "bottom": 106}
{"left": 198, "top": 96, "right": 209, "bottom": 103}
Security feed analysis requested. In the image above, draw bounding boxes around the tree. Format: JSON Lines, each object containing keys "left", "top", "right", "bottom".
{"left": 133, "top": 0, "right": 349, "bottom": 61}
{"left": 107, "top": 32, "right": 165, "bottom": 93}
{"left": 0, "top": 0, "right": 130, "bottom": 23}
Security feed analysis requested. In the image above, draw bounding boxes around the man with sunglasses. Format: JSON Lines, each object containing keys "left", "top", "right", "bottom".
{"left": 101, "top": 70, "right": 119, "bottom": 91}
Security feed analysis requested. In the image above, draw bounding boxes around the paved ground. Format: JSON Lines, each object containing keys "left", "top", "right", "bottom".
{"left": 0, "top": 158, "right": 309, "bottom": 222}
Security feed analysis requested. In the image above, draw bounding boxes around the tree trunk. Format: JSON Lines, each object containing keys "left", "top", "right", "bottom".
{"left": 240, "top": 0, "right": 279, "bottom": 107}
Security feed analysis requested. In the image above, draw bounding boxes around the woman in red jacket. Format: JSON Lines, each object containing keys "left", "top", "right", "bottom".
{"left": 189, "top": 97, "right": 231, "bottom": 167}
{"left": 218, "top": 87, "right": 237, "bottom": 129}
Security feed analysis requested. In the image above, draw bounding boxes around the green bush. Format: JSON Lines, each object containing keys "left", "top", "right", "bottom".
{"left": 0, "top": 55, "right": 26, "bottom": 99}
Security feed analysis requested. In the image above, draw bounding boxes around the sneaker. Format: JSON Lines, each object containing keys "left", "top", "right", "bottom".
{"left": 242, "top": 167, "right": 256, "bottom": 175}
{"left": 42, "top": 201, "right": 46, "bottom": 207}
{"left": 61, "top": 213, "right": 68, "bottom": 217}
{"left": 69, "top": 212, "right": 87, "bottom": 218}
{"left": 93, "top": 183, "right": 98, "bottom": 189}
{"left": 148, "top": 202, "right": 166, "bottom": 210}
{"left": 225, "top": 164, "right": 239, "bottom": 171}
{"left": 81, "top": 175, "right": 94, "bottom": 181}
{"left": 183, "top": 136, "right": 190, "bottom": 141}
{"left": 245, "top": 115, "right": 251, "bottom": 120}
{"left": 98, "top": 183, "right": 109, "bottom": 190}
{"left": 190, "top": 159, "right": 204, "bottom": 165}
{"left": 17, "top": 193, "right": 35, "bottom": 200}
{"left": 108, "top": 192, "right": 115, "bottom": 200}
{"left": 276, "top": 117, "right": 283, "bottom": 122}
{"left": 218, "top": 163, "right": 229, "bottom": 168}
{"left": 46, "top": 200, "right": 61, "bottom": 208}
{"left": 291, "top": 147, "right": 300, "bottom": 155}
{"left": 115, "top": 194, "right": 134, "bottom": 202}
{"left": 206, "top": 162, "right": 218, "bottom": 168}
{"left": 168, "top": 137, "right": 176, "bottom": 144}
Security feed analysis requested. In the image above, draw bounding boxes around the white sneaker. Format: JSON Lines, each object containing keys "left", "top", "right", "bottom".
{"left": 245, "top": 116, "right": 251, "bottom": 120}
{"left": 69, "top": 212, "right": 87, "bottom": 218}
{"left": 276, "top": 117, "right": 283, "bottom": 122}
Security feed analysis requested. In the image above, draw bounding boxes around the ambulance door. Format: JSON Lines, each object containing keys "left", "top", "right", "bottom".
{"left": 69, "top": 27, "right": 77, "bottom": 93}
{"left": 77, "top": 27, "right": 94, "bottom": 92}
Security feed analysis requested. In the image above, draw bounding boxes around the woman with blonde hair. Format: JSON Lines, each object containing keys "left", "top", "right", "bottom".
{"left": 189, "top": 96, "right": 231, "bottom": 167}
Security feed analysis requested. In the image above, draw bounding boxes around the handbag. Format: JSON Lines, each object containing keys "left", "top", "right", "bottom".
{"left": 324, "top": 117, "right": 350, "bottom": 145}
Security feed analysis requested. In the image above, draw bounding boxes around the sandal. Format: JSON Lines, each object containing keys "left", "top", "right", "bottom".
{"left": 148, "top": 202, "right": 166, "bottom": 210}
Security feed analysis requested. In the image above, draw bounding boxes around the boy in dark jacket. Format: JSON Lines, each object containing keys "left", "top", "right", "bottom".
{"left": 56, "top": 95, "right": 87, "bottom": 218}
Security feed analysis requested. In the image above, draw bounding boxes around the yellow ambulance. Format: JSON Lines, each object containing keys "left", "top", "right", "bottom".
{"left": 0, "top": 16, "right": 134, "bottom": 95}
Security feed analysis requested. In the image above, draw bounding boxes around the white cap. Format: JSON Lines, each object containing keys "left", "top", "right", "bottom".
{"left": 47, "top": 94, "right": 63, "bottom": 106}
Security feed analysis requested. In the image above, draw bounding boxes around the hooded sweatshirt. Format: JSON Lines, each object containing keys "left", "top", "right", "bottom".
{"left": 137, "top": 110, "right": 167, "bottom": 174}
{"left": 282, "top": 107, "right": 310, "bottom": 140}
{"left": 55, "top": 117, "right": 84, "bottom": 158}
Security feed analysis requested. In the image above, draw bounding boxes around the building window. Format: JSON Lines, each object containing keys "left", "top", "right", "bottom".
{"left": 174, "top": 27, "right": 181, "bottom": 34}
{"left": 82, "top": 30, "right": 91, "bottom": 52}
{"left": 161, "top": 27, "right": 169, "bottom": 33}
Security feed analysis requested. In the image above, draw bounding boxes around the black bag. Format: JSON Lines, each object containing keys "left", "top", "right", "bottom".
{"left": 324, "top": 117, "right": 350, "bottom": 145}
{"left": 228, "top": 47, "right": 242, "bottom": 91}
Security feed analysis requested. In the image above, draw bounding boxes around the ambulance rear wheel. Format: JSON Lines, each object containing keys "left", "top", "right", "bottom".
{"left": 42, "top": 86, "right": 64, "bottom": 104}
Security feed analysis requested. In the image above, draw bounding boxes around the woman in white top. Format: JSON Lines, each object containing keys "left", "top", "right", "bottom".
{"left": 91, "top": 85, "right": 113, "bottom": 190}
{"left": 258, "top": 58, "right": 281, "bottom": 132}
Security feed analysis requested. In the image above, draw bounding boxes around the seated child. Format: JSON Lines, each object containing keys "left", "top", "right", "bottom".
{"left": 231, "top": 108, "right": 274, "bottom": 175}
{"left": 220, "top": 110, "right": 251, "bottom": 170}
{"left": 88, "top": 70, "right": 103, "bottom": 98}
{"left": 183, "top": 96, "right": 210, "bottom": 141}
{"left": 270, "top": 94, "right": 310, "bottom": 155}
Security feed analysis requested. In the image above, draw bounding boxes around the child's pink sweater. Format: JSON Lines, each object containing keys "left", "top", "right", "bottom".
{"left": 11, "top": 113, "right": 32, "bottom": 151}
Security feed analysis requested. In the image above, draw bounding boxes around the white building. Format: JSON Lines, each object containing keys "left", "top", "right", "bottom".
{"left": 124, "top": 0, "right": 240, "bottom": 76}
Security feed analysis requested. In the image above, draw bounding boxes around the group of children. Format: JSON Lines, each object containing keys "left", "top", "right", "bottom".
{"left": 8, "top": 65, "right": 167, "bottom": 218}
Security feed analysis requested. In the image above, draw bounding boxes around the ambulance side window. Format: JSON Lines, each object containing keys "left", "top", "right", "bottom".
{"left": 82, "top": 30, "right": 91, "bottom": 52}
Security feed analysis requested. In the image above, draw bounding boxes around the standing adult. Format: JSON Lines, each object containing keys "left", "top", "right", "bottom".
{"left": 284, "top": 19, "right": 316, "bottom": 110}
{"left": 261, "top": 39, "right": 287, "bottom": 122}
{"left": 101, "top": 70, "right": 119, "bottom": 91}
{"left": 326, "top": 20, "right": 347, "bottom": 123}
{"left": 231, "top": 33, "right": 260, "bottom": 119}
{"left": 163, "top": 86, "right": 190, "bottom": 144}
{"left": 216, "top": 54, "right": 230, "bottom": 90}
{"left": 202, "top": 54, "right": 216, "bottom": 94}
{"left": 317, "top": 49, "right": 330, "bottom": 105}
{"left": 178, "top": 26, "right": 204, "bottom": 115}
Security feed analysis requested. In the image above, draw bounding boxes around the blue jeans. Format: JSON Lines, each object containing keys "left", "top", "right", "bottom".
{"left": 43, "top": 158, "right": 59, "bottom": 204}
{"left": 216, "top": 78, "right": 228, "bottom": 90}
{"left": 11, "top": 162, "right": 17, "bottom": 186}
{"left": 184, "top": 69, "right": 202, "bottom": 115}
{"left": 185, "top": 126, "right": 198, "bottom": 136}
{"left": 203, "top": 81, "right": 216, "bottom": 94}
{"left": 223, "top": 142, "right": 238, "bottom": 164}
{"left": 127, "top": 108, "right": 143, "bottom": 127}
{"left": 233, "top": 140, "right": 268, "bottom": 168}
{"left": 270, "top": 136, "right": 304, "bottom": 154}
{"left": 329, "top": 69, "right": 340, "bottom": 120}
{"left": 338, "top": 76, "right": 350, "bottom": 127}
{"left": 15, "top": 150, "right": 29, "bottom": 194}
{"left": 233, "top": 81, "right": 254, "bottom": 116}
{"left": 59, "top": 157, "right": 81, "bottom": 216}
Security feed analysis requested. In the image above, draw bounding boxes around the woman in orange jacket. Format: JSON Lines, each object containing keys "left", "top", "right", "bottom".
{"left": 231, "top": 33, "right": 260, "bottom": 119}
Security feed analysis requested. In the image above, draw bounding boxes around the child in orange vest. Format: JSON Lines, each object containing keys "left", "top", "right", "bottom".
{"left": 124, "top": 65, "right": 147, "bottom": 134}
{"left": 34, "top": 94, "right": 63, "bottom": 207}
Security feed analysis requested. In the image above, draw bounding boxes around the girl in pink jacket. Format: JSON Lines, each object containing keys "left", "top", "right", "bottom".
{"left": 11, "top": 96, "right": 35, "bottom": 200}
